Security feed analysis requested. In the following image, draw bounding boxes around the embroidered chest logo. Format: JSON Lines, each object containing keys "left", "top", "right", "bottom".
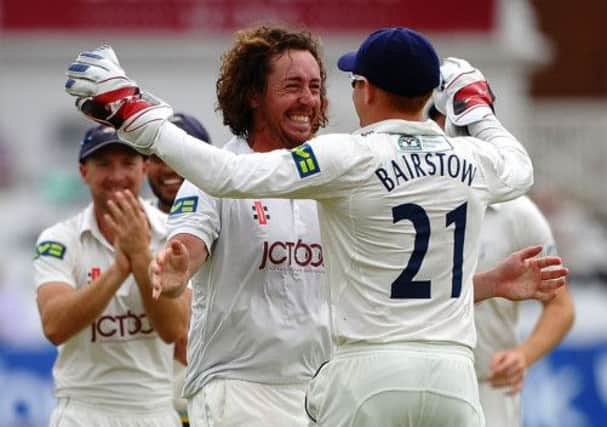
{"left": 252, "top": 201, "right": 270, "bottom": 225}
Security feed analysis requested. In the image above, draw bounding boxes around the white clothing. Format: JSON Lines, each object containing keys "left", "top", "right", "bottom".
{"left": 474, "top": 196, "right": 556, "bottom": 426}
{"left": 49, "top": 398, "right": 180, "bottom": 427}
{"left": 305, "top": 342, "right": 484, "bottom": 427}
{"left": 33, "top": 202, "right": 176, "bottom": 413}
{"left": 168, "top": 137, "right": 331, "bottom": 398}
{"left": 188, "top": 379, "right": 308, "bottom": 427}
{"left": 477, "top": 382, "right": 520, "bottom": 427}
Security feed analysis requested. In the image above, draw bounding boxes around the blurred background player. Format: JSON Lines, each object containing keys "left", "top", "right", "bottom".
{"left": 33, "top": 125, "right": 189, "bottom": 426}
{"left": 429, "top": 104, "right": 575, "bottom": 427}
{"left": 146, "top": 111, "right": 211, "bottom": 427}
{"left": 150, "top": 26, "right": 332, "bottom": 426}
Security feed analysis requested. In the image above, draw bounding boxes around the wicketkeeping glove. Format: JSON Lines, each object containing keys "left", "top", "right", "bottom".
{"left": 65, "top": 44, "right": 172, "bottom": 153}
{"left": 432, "top": 57, "right": 495, "bottom": 127}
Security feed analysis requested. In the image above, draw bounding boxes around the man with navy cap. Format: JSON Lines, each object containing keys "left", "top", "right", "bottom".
{"left": 34, "top": 125, "right": 188, "bottom": 426}
{"left": 64, "top": 28, "right": 568, "bottom": 426}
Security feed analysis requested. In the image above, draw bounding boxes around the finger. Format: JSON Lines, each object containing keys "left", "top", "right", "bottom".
{"left": 539, "top": 267, "right": 569, "bottom": 281}
{"left": 113, "top": 191, "right": 137, "bottom": 219}
{"left": 538, "top": 277, "right": 567, "bottom": 292}
{"left": 516, "top": 245, "right": 542, "bottom": 261}
{"left": 171, "top": 239, "right": 187, "bottom": 255}
{"left": 490, "top": 353, "right": 508, "bottom": 371}
{"left": 490, "top": 361, "right": 513, "bottom": 378}
{"left": 152, "top": 284, "right": 161, "bottom": 300}
{"left": 65, "top": 78, "right": 98, "bottom": 97}
{"left": 66, "top": 61, "right": 111, "bottom": 82}
{"left": 490, "top": 375, "right": 510, "bottom": 388}
{"left": 533, "top": 256, "right": 563, "bottom": 269}
{"left": 104, "top": 212, "right": 119, "bottom": 235}
{"left": 490, "top": 354, "right": 518, "bottom": 377}
{"left": 150, "top": 258, "right": 161, "bottom": 275}
{"left": 106, "top": 198, "right": 125, "bottom": 224}
{"left": 156, "top": 248, "right": 169, "bottom": 268}
{"left": 504, "top": 362, "right": 523, "bottom": 378}
{"left": 122, "top": 189, "right": 143, "bottom": 213}
{"left": 490, "top": 369, "right": 520, "bottom": 388}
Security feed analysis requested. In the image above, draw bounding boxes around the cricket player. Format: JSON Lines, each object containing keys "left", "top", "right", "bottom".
{"left": 474, "top": 197, "right": 574, "bottom": 426}
{"left": 428, "top": 105, "right": 575, "bottom": 426}
{"left": 148, "top": 27, "right": 332, "bottom": 426}
{"left": 64, "top": 27, "right": 568, "bottom": 426}
{"left": 34, "top": 125, "right": 188, "bottom": 426}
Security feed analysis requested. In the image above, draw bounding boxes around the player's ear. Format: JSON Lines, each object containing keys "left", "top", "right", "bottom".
{"left": 79, "top": 162, "right": 89, "bottom": 182}
{"left": 363, "top": 82, "right": 376, "bottom": 105}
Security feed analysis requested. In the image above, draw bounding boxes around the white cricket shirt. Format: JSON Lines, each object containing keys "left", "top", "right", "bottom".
{"left": 168, "top": 137, "right": 331, "bottom": 398}
{"left": 154, "top": 116, "right": 533, "bottom": 350}
{"left": 33, "top": 201, "right": 174, "bottom": 410}
{"left": 474, "top": 196, "right": 556, "bottom": 379}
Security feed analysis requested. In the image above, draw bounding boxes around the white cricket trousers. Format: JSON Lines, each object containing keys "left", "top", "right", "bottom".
{"left": 305, "top": 342, "right": 486, "bottom": 427}
{"left": 49, "top": 398, "right": 181, "bottom": 427}
{"left": 188, "top": 378, "right": 309, "bottom": 427}
{"left": 478, "top": 381, "right": 520, "bottom": 427}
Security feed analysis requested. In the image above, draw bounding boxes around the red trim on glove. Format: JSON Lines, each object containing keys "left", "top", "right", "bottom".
{"left": 92, "top": 87, "right": 152, "bottom": 126}
{"left": 94, "top": 87, "right": 138, "bottom": 105}
{"left": 453, "top": 81, "right": 495, "bottom": 115}
{"left": 117, "top": 98, "right": 153, "bottom": 122}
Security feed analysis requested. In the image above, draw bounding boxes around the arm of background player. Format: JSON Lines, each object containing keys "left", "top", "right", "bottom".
{"left": 150, "top": 234, "right": 208, "bottom": 300}
{"left": 473, "top": 246, "right": 568, "bottom": 303}
{"left": 107, "top": 190, "right": 190, "bottom": 344}
{"left": 519, "top": 284, "right": 575, "bottom": 367}
{"left": 489, "top": 283, "right": 574, "bottom": 394}
{"left": 36, "top": 262, "right": 129, "bottom": 346}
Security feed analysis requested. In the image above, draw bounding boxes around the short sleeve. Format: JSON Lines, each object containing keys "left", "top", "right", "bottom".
{"left": 167, "top": 179, "right": 221, "bottom": 255}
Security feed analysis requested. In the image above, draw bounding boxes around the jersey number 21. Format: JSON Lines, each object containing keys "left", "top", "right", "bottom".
{"left": 391, "top": 202, "right": 467, "bottom": 299}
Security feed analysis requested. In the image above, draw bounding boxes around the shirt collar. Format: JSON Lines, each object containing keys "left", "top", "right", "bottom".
{"left": 353, "top": 118, "right": 444, "bottom": 137}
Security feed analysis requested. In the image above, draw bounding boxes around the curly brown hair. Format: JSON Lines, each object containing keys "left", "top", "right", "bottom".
{"left": 216, "top": 25, "right": 329, "bottom": 140}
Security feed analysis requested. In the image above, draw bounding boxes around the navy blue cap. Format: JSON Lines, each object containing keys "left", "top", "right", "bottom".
{"left": 169, "top": 113, "right": 211, "bottom": 144}
{"left": 79, "top": 125, "right": 137, "bottom": 162}
{"left": 337, "top": 27, "right": 440, "bottom": 97}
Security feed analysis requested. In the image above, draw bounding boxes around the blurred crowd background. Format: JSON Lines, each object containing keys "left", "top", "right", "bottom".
{"left": 1, "top": 0, "right": 606, "bottom": 426}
